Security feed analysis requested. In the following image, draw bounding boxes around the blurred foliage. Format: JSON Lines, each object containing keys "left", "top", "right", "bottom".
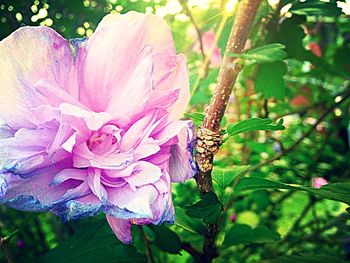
{"left": 1, "top": 0, "right": 350, "bottom": 262}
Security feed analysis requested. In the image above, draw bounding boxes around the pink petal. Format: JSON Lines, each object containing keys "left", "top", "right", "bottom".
{"left": 123, "top": 161, "right": 162, "bottom": 190}
{"left": 0, "top": 26, "right": 76, "bottom": 129}
{"left": 107, "top": 184, "right": 157, "bottom": 218}
{"left": 312, "top": 177, "right": 328, "bottom": 189}
{"left": 87, "top": 168, "right": 107, "bottom": 202}
{"left": 134, "top": 139, "right": 161, "bottom": 160}
{"left": 51, "top": 168, "right": 87, "bottom": 186}
{"left": 120, "top": 112, "right": 157, "bottom": 151}
{"left": 106, "top": 215, "right": 132, "bottom": 244}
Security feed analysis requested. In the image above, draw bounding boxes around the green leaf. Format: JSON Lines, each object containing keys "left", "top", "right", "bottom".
{"left": 174, "top": 207, "right": 206, "bottom": 235}
{"left": 185, "top": 192, "right": 222, "bottom": 224}
{"left": 235, "top": 177, "right": 350, "bottom": 205}
{"left": 290, "top": 0, "right": 342, "bottom": 16}
{"left": 235, "top": 177, "right": 293, "bottom": 193}
{"left": 213, "top": 166, "right": 250, "bottom": 190}
{"left": 228, "top": 43, "right": 287, "bottom": 63}
{"left": 184, "top": 112, "right": 204, "bottom": 127}
{"left": 226, "top": 118, "right": 285, "bottom": 139}
{"left": 184, "top": 112, "right": 227, "bottom": 127}
{"left": 152, "top": 226, "right": 181, "bottom": 254}
{"left": 263, "top": 254, "right": 348, "bottom": 263}
{"left": 305, "top": 183, "right": 350, "bottom": 204}
{"left": 223, "top": 224, "right": 280, "bottom": 247}
{"left": 42, "top": 219, "right": 146, "bottom": 263}
{"left": 212, "top": 166, "right": 251, "bottom": 202}
{"left": 255, "top": 61, "right": 287, "bottom": 100}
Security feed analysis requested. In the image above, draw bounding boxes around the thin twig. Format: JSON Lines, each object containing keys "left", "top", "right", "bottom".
{"left": 1, "top": 236, "right": 14, "bottom": 263}
{"left": 181, "top": 242, "right": 202, "bottom": 261}
{"left": 139, "top": 226, "right": 155, "bottom": 263}
{"left": 190, "top": 14, "right": 229, "bottom": 97}
{"left": 245, "top": 88, "right": 350, "bottom": 174}
{"left": 280, "top": 196, "right": 314, "bottom": 243}
{"left": 178, "top": 0, "right": 205, "bottom": 59}
{"left": 281, "top": 213, "right": 349, "bottom": 254}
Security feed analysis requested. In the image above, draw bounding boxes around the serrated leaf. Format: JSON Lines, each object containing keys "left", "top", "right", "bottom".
{"left": 235, "top": 177, "right": 350, "bottom": 205}
{"left": 174, "top": 207, "right": 206, "bottom": 235}
{"left": 42, "top": 220, "right": 146, "bottom": 263}
{"left": 185, "top": 192, "right": 222, "bottom": 224}
{"left": 255, "top": 61, "right": 287, "bottom": 100}
{"left": 226, "top": 118, "right": 285, "bottom": 139}
{"left": 229, "top": 43, "right": 287, "bottom": 63}
{"left": 223, "top": 224, "right": 280, "bottom": 247}
{"left": 153, "top": 226, "right": 181, "bottom": 254}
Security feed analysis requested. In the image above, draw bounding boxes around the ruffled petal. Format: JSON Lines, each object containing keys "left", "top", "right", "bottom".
{"left": 0, "top": 159, "right": 80, "bottom": 211}
{"left": 81, "top": 12, "right": 189, "bottom": 124}
{"left": 0, "top": 125, "right": 57, "bottom": 174}
{"left": 123, "top": 161, "right": 162, "bottom": 191}
{"left": 52, "top": 194, "right": 102, "bottom": 222}
{"left": 168, "top": 121, "right": 197, "bottom": 182}
{"left": 153, "top": 120, "right": 196, "bottom": 182}
{"left": 107, "top": 184, "right": 158, "bottom": 219}
{"left": 0, "top": 26, "right": 76, "bottom": 129}
{"left": 146, "top": 54, "right": 190, "bottom": 119}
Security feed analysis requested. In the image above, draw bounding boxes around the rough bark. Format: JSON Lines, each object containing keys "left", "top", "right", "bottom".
{"left": 193, "top": 1, "right": 262, "bottom": 262}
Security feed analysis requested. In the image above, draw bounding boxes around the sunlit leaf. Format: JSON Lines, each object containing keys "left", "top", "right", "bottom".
{"left": 225, "top": 118, "right": 285, "bottom": 141}
{"left": 228, "top": 43, "right": 287, "bottom": 63}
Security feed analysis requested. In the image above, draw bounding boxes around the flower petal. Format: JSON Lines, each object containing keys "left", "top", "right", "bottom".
{"left": 0, "top": 159, "right": 76, "bottom": 211}
{"left": 123, "top": 161, "right": 162, "bottom": 190}
{"left": 106, "top": 215, "right": 132, "bottom": 244}
{"left": 107, "top": 184, "right": 157, "bottom": 219}
{"left": 0, "top": 26, "right": 76, "bottom": 129}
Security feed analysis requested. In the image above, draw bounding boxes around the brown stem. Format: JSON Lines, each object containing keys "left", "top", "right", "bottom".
{"left": 139, "top": 226, "right": 155, "bottom": 263}
{"left": 194, "top": 1, "right": 262, "bottom": 262}
{"left": 196, "top": 0, "right": 262, "bottom": 192}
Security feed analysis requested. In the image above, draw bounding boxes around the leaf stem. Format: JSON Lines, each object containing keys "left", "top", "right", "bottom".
{"left": 1, "top": 235, "right": 15, "bottom": 263}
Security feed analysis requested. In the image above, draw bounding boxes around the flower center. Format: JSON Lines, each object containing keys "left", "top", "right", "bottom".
{"left": 86, "top": 125, "right": 122, "bottom": 155}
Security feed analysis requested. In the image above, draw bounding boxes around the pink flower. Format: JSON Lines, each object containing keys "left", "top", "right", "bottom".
{"left": 230, "top": 213, "right": 237, "bottom": 223}
{"left": 0, "top": 12, "right": 196, "bottom": 243}
{"left": 312, "top": 177, "right": 328, "bottom": 189}
{"left": 193, "top": 29, "right": 222, "bottom": 67}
